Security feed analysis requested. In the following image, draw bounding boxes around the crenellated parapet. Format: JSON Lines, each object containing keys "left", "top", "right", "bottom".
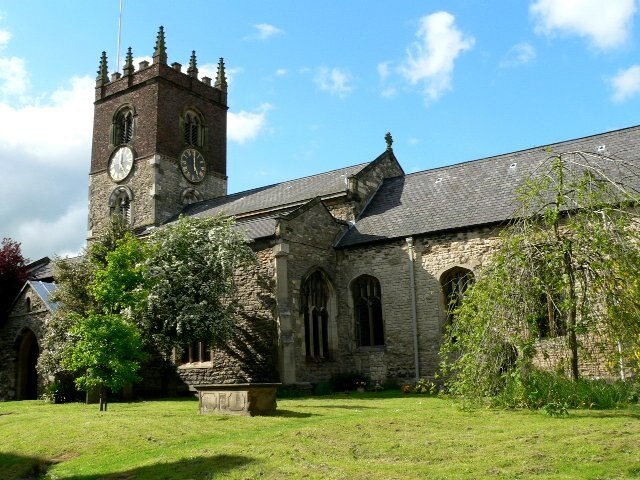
{"left": 94, "top": 26, "right": 227, "bottom": 107}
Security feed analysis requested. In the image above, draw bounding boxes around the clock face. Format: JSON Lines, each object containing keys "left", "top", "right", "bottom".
{"left": 108, "top": 146, "right": 134, "bottom": 182}
{"left": 180, "top": 148, "right": 206, "bottom": 183}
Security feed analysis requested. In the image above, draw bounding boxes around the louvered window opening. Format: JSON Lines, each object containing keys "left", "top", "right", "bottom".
{"left": 184, "top": 113, "right": 200, "bottom": 146}
{"left": 118, "top": 111, "right": 133, "bottom": 144}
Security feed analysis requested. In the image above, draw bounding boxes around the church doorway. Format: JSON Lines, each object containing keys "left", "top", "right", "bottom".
{"left": 16, "top": 329, "right": 40, "bottom": 400}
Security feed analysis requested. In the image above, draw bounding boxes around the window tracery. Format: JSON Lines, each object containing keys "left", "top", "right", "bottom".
{"left": 441, "top": 267, "right": 474, "bottom": 326}
{"left": 302, "top": 271, "right": 331, "bottom": 360}
{"left": 352, "top": 275, "right": 384, "bottom": 347}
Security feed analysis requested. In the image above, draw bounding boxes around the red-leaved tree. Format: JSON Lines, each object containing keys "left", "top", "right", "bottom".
{"left": 0, "top": 238, "right": 29, "bottom": 318}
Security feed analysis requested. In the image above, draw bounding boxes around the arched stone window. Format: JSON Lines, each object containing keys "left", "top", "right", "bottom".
{"left": 183, "top": 109, "right": 204, "bottom": 147}
{"left": 441, "top": 267, "right": 474, "bottom": 325}
{"left": 112, "top": 106, "right": 134, "bottom": 145}
{"left": 536, "top": 294, "right": 566, "bottom": 338}
{"left": 301, "top": 270, "right": 331, "bottom": 360}
{"left": 352, "top": 275, "right": 384, "bottom": 347}
{"left": 25, "top": 296, "right": 32, "bottom": 313}
{"left": 108, "top": 186, "right": 133, "bottom": 225}
{"left": 181, "top": 188, "right": 204, "bottom": 205}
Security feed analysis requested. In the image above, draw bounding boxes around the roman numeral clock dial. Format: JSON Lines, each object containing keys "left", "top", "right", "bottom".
{"left": 180, "top": 148, "right": 206, "bottom": 183}
{"left": 108, "top": 145, "right": 134, "bottom": 182}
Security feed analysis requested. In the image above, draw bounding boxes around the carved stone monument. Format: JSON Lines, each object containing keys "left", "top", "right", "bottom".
{"left": 195, "top": 383, "right": 280, "bottom": 416}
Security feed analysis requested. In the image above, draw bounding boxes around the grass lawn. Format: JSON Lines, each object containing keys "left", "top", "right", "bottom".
{"left": 1, "top": 391, "right": 639, "bottom": 479}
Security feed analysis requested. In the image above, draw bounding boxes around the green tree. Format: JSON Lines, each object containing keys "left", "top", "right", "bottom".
{"left": 62, "top": 312, "right": 146, "bottom": 411}
{"left": 90, "top": 232, "right": 148, "bottom": 315}
{"left": 38, "top": 218, "right": 137, "bottom": 392}
{"left": 139, "top": 215, "right": 256, "bottom": 353}
{"left": 441, "top": 151, "right": 640, "bottom": 402}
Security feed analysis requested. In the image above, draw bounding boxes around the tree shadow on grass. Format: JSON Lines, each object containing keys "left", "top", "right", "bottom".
{"left": 273, "top": 409, "right": 317, "bottom": 418}
{"left": 0, "top": 452, "right": 52, "bottom": 480}
{"left": 569, "top": 410, "right": 640, "bottom": 420}
{"left": 50, "top": 454, "right": 256, "bottom": 480}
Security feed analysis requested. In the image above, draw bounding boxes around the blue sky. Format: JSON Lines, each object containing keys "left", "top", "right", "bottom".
{"left": 1, "top": 0, "right": 640, "bottom": 260}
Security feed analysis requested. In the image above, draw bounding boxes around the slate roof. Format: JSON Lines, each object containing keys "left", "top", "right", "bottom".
{"left": 27, "top": 257, "right": 53, "bottom": 281}
{"left": 178, "top": 163, "right": 368, "bottom": 238}
{"left": 338, "top": 125, "right": 640, "bottom": 248}
{"left": 233, "top": 212, "right": 294, "bottom": 240}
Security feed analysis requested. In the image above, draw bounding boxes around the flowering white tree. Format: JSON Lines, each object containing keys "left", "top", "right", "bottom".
{"left": 140, "top": 215, "right": 256, "bottom": 353}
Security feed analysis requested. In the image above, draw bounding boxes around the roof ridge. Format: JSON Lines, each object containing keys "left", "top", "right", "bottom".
{"left": 401, "top": 124, "right": 640, "bottom": 179}
{"left": 229, "top": 161, "right": 370, "bottom": 197}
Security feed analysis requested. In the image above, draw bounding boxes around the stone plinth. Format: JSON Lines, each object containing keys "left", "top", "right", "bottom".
{"left": 195, "top": 383, "right": 280, "bottom": 416}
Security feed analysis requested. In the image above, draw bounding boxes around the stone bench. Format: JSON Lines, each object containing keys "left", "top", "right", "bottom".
{"left": 194, "top": 383, "right": 280, "bottom": 416}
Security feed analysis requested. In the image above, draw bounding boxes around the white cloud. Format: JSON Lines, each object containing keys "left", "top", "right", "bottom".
{"left": 399, "top": 11, "right": 474, "bottom": 104}
{"left": 380, "top": 86, "right": 397, "bottom": 99}
{"left": 0, "top": 56, "right": 27, "bottom": 97}
{"left": 408, "top": 138, "right": 420, "bottom": 145}
{"left": 250, "top": 23, "right": 284, "bottom": 40}
{"left": 0, "top": 75, "right": 93, "bottom": 260}
{"left": 0, "top": 29, "right": 11, "bottom": 49}
{"left": 16, "top": 202, "right": 87, "bottom": 260}
{"left": 0, "top": 75, "right": 94, "bottom": 162}
{"left": 228, "top": 103, "right": 272, "bottom": 144}
{"left": 377, "top": 62, "right": 391, "bottom": 81}
{"left": 314, "top": 67, "right": 353, "bottom": 99}
{"left": 610, "top": 65, "right": 640, "bottom": 102}
{"left": 275, "top": 68, "right": 287, "bottom": 76}
{"left": 530, "top": 0, "right": 636, "bottom": 50}
{"left": 499, "top": 42, "right": 536, "bottom": 68}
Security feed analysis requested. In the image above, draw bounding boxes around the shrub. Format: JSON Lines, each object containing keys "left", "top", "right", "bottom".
{"left": 492, "top": 369, "right": 638, "bottom": 413}
{"left": 313, "top": 381, "right": 333, "bottom": 396}
{"left": 329, "top": 372, "right": 369, "bottom": 392}
{"left": 413, "top": 378, "right": 439, "bottom": 395}
{"left": 41, "top": 376, "right": 79, "bottom": 404}
{"left": 400, "top": 384, "right": 414, "bottom": 394}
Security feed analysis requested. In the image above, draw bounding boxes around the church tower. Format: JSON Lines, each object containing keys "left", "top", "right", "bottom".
{"left": 88, "top": 27, "right": 228, "bottom": 239}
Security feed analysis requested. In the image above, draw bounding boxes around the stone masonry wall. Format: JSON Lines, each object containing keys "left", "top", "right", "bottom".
{"left": 336, "top": 239, "right": 417, "bottom": 383}
{"left": 336, "top": 224, "right": 607, "bottom": 385}
{"left": 0, "top": 287, "right": 49, "bottom": 400}
{"left": 177, "top": 245, "right": 279, "bottom": 387}
{"left": 279, "top": 201, "right": 346, "bottom": 383}
{"left": 414, "top": 227, "right": 502, "bottom": 379}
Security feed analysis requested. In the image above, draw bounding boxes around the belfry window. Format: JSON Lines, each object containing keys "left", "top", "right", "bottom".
{"left": 181, "top": 188, "right": 204, "bottom": 205}
{"left": 113, "top": 107, "right": 134, "bottom": 145}
{"left": 352, "top": 275, "right": 384, "bottom": 347}
{"left": 302, "top": 271, "right": 331, "bottom": 360}
{"left": 184, "top": 111, "right": 201, "bottom": 146}
{"left": 108, "top": 186, "right": 133, "bottom": 225}
{"left": 441, "top": 267, "right": 474, "bottom": 325}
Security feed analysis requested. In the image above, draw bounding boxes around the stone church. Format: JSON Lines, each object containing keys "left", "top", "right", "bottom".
{"left": 1, "top": 28, "right": 635, "bottom": 399}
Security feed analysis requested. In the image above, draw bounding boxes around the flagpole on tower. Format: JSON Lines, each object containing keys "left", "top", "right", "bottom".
{"left": 116, "top": 0, "right": 123, "bottom": 72}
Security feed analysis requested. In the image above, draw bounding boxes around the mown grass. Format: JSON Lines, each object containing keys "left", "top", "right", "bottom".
{"left": 1, "top": 391, "right": 639, "bottom": 479}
